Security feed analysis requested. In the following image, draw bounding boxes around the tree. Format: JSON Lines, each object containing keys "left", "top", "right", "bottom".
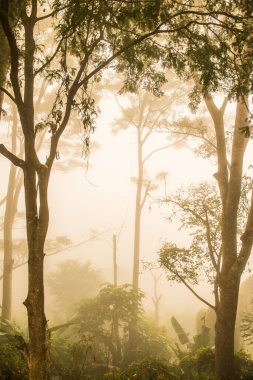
{"left": 74, "top": 284, "right": 171, "bottom": 368}
{"left": 0, "top": 1, "right": 250, "bottom": 378}
{"left": 155, "top": 4, "right": 253, "bottom": 377}
{"left": 159, "top": 103, "right": 253, "bottom": 380}
{"left": 0, "top": 2, "right": 162, "bottom": 377}
{"left": 46, "top": 260, "right": 103, "bottom": 322}
{"left": 1, "top": 76, "right": 50, "bottom": 320}
{"left": 150, "top": 270, "right": 162, "bottom": 326}
{"left": 114, "top": 88, "right": 185, "bottom": 290}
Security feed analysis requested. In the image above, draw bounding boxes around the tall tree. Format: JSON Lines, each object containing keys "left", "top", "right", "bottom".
{"left": 1, "top": 106, "right": 23, "bottom": 320}
{"left": 114, "top": 88, "right": 184, "bottom": 290}
{"left": 1, "top": 76, "right": 50, "bottom": 320}
{"left": 160, "top": 97, "right": 253, "bottom": 380}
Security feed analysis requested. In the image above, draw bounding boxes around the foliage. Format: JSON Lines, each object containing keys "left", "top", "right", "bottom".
{"left": 120, "top": 357, "right": 181, "bottom": 380}
{"left": 130, "top": 318, "right": 173, "bottom": 364}
{"left": 177, "top": 348, "right": 253, "bottom": 380}
{"left": 75, "top": 283, "right": 144, "bottom": 366}
{"left": 240, "top": 302, "right": 253, "bottom": 346}
{"left": 48, "top": 284, "right": 173, "bottom": 375}
{"left": 171, "top": 316, "right": 190, "bottom": 346}
{"left": 159, "top": 182, "right": 222, "bottom": 287}
{"left": 159, "top": 175, "right": 252, "bottom": 290}
{"left": 48, "top": 329, "right": 109, "bottom": 379}
{"left": 235, "top": 351, "right": 253, "bottom": 380}
{"left": 170, "top": 315, "right": 211, "bottom": 361}
{"left": 0, "top": 319, "right": 28, "bottom": 379}
{"left": 179, "top": 347, "right": 215, "bottom": 380}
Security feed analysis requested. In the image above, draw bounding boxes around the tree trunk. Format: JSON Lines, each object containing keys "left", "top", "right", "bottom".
{"left": 113, "top": 234, "right": 117, "bottom": 287}
{"left": 2, "top": 164, "right": 16, "bottom": 320}
{"left": 132, "top": 129, "right": 143, "bottom": 291}
{"left": 0, "top": 23, "right": 9, "bottom": 118}
{"left": 23, "top": 165, "right": 49, "bottom": 380}
{"left": 215, "top": 275, "right": 240, "bottom": 380}
{"left": 2, "top": 108, "right": 18, "bottom": 320}
{"left": 213, "top": 99, "right": 249, "bottom": 380}
{"left": 112, "top": 314, "right": 122, "bottom": 366}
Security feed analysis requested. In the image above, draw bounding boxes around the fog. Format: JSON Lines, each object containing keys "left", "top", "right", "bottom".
{"left": 0, "top": 91, "right": 231, "bottom": 319}
{"left": 1, "top": 78, "right": 253, "bottom": 351}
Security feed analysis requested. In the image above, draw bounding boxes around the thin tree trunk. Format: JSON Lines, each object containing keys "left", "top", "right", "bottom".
{"left": 132, "top": 129, "right": 143, "bottom": 291}
{"left": 151, "top": 272, "right": 162, "bottom": 326}
{"left": 113, "top": 234, "right": 117, "bottom": 287}
{"left": 23, "top": 165, "right": 49, "bottom": 380}
{"left": 2, "top": 108, "right": 18, "bottom": 320}
{"left": 0, "top": 25, "right": 9, "bottom": 117}
{"left": 2, "top": 165, "right": 16, "bottom": 319}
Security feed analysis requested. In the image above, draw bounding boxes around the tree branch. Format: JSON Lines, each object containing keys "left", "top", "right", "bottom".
{"left": 0, "top": 232, "right": 108, "bottom": 281}
{"left": 0, "top": 87, "right": 16, "bottom": 104}
{"left": 140, "top": 180, "right": 151, "bottom": 210}
{"left": 232, "top": 188, "right": 253, "bottom": 277}
{"left": 36, "top": 5, "right": 69, "bottom": 22}
{"left": 0, "top": 196, "right": 7, "bottom": 207}
{"left": 167, "top": 267, "right": 215, "bottom": 309}
{"left": 162, "top": 197, "right": 207, "bottom": 225}
{"left": 143, "top": 138, "right": 186, "bottom": 164}
{"left": 204, "top": 94, "right": 229, "bottom": 205}
{"left": 0, "top": 144, "right": 25, "bottom": 167}
{"left": 203, "top": 206, "right": 218, "bottom": 271}
{"left": 0, "top": 4, "right": 23, "bottom": 108}
{"left": 34, "top": 37, "right": 65, "bottom": 76}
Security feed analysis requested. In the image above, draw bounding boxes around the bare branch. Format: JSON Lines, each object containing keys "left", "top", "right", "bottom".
{"left": 34, "top": 37, "right": 65, "bottom": 76}
{"left": 0, "top": 87, "right": 16, "bottom": 104}
{"left": 143, "top": 138, "right": 186, "bottom": 164}
{"left": 0, "top": 144, "right": 25, "bottom": 167}
{"left": 36, "top": 5, "right": 69, "bottom": 22}
{"left": 0, "top": 196, "right": 7, "bottom": 207}
{"left": 203, "top": 206, "right": 218, "bottom": 271}
{"left": 167, "top": 267, "right": 215, "bottom": 309}
{"left": 140, "top": 180, "right": 151, "bottom": 210}
{"left": 0, "top": 232, "right": 109, "bottom": 281}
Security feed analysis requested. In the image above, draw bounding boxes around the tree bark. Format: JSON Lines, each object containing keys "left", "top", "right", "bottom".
{"left": 132, "top": 128, "right": 143, "bottom": 290}
{"left": 2, "top": 108, "right": 18, "bottom": 320}
{"left": 2, "top": 164, "right": 16, "bottom": 320}
{"left": 0, "top": 24, "right": 9, "bottom": 117}
{"left": 23, "top": 165, "right": 49, "bottom": 380}
{"left": 215, "top": 275, "right": 240, "bottom": 380}
{"left": 212, "top": 99, "right": 249, "bottom": 380}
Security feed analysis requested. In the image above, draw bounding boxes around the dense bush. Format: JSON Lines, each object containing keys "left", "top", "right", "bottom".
{"left": 0, "top": 338, "right": 28, "bottom": 379}
{"left": 119, "top": 358, "right": 181, "bottom": 380}
{"left": 178, "top": 348, "right": 253, "bottom": 380}
{"left": 235, "top": 351, "right": 253, "bottom": 380}
{"left": 179, "top": 347, "right": 214, "bottom": 380}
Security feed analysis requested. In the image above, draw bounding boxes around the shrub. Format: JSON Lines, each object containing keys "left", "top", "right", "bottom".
{"left": 0, "top": 339, "right": 28, "bottom": 379}
{"left": 120, "top": 357, "right": 181, "bottom": 380}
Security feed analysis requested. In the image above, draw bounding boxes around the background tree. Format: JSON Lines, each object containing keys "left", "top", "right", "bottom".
{"left": 46, "top": 260, "right": 103, "bottom": 323}
{"left": 113, "top": 87, "right": 185, "bottom": 290}
{"left": 72, "top": 284, "right": 171, "bottom": 368}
